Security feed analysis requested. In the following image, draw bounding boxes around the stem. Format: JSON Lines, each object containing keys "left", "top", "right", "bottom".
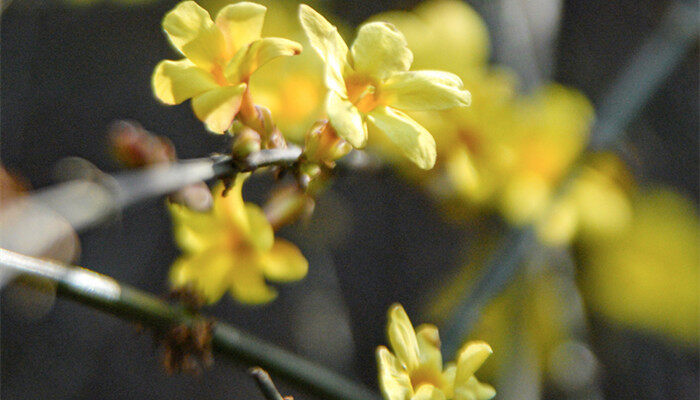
{"left": 250, "top": 367, "right": 285, "bottom": 400}
{"left": 0, "top": 248, "right": 379, "bottom": 400}
{"left": 0, "top": 148, "right": 302, "bottom": 256}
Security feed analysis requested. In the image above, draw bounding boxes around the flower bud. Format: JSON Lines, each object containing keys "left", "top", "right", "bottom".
{"left": 303, "top": 121, "right": 352, "bottom": 166}
{"left": 231, "top": 127, "right": 262, "bottom": 159}
{"left": 109, "top": 120, "right": 175, "bottom": 168}
{"left": 263, "top": 185, "right": 315, "bottom": 230}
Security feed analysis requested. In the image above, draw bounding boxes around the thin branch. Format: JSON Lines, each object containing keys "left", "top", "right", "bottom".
{"left": 439, "top": 0, "right": 699, "bottom": 356}
{"left": 250, "top": 367, "right": 286, "bottom": 400}
{"left": 0, "top": 147, "right": 302, "bottom": 257}
{"left": 0, "top": 248, "right": 379, "bottom": 400}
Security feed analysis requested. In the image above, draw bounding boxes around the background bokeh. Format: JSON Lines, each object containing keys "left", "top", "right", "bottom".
{"left": 1, "top": 0, "right": 697, "bottom": 399}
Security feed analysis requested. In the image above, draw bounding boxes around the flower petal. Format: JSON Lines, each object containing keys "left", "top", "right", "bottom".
{"left": 415, "top": 324, "right": 443, "bottom": 374}
{"left": 152, "top": 59, "right": 219, "bottom": 105}
{"left": 326, "top": 91, "right": 367, "bottom": 148}
{"left": 382, "top": 70, "right": 471, "bottom": 111}
{"left": 376, "top": 346, "right": 414, "bottom": 400}
{"left": 242, "top": 203, "right": 275, "bottom": 251}
{"left": 367, "top": 106, "right": 436, "bottom": 169}
{"left": 387, "top": 304, "right": 420, "bottom": 372}
{"left": 350, "top": 22, "right": 412, "bottom": 81}
{"left": 162, "top": 1, "right": 225, "bottom": 70}
{"left": 454, "top": 377, "right": 496, "bottom": 400}
{"left": 260, "top": 239, "right": 308, "bottom": 282}
{"left": 215, "top": 1, "right": 266, "bottom": 56}
{"left": 214, "top": 173, "right": 251, "bottom": 230}
{"left": 191, "top": 83, "right": 247, "bottom": 133}
{"left": 170, "top": 249, "right": 232, "bottom": 304}
{"left": 168, "top": 201, "right": 223, "bottom": 253}
{"left": 413, "top": 385, "right": 447, "bottom": 400}
{"left": 229, "top": 251, "right": 278, "bottom": 304}
{"left": 455, "top": 341, "right": 492, "bottom": 384}
{"left": 298, "top": 4, "right": 348, "bottom": 95}
{"left": 225, "top": 37, "right": 302, "bottom": 83}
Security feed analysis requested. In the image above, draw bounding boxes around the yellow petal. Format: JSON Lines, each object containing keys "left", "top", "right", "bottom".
{"left": 454, "top": 377, "right": 496, "bottom": 400}
{"left": 260, "top": 239, "right": 308, "bottom": 282}
{"left": 326, "top": 91, "right": 367, "bottom": 148}
{"left": 441, "top": 364, "right": 457, "bottom": 398}
{"left": 229, "top": 251, "right": 277, "bottom": 304}
{"left": 298, "top": 4, "right": 348, "bottom": 95}
{"left": 413, "top": 385, "right": 446, "bottom": 400}
{"left": 169, "top": 249, "right": 232, "bottom": 304}
{"left": 214, "top": 173, "right": 250, "bottom": 230}
{"left": 455, "top": 341, "right": 492, "bottom": 384}
{"left": 445, "top": 148, "right": 479, "bottom": 198}
{"left": 367, "top": 107, "right": 436, "bottom": 169}
{"left": 215, "top": 2, "right": 266, "bottom": 56}
{"left": 191, "top": 83, "right": 247, "bottom": 133}
{"left": 168, "top": 201, "right": 223, "bottom": 253}
{"left": 350, "top": 22, "right": 412, "bottom": 81}
{"left": 225, "top": 37, "right": 302, "bottom": 83}
{"left": 152, "top": 59, "right": 219, "bottom": 105}
{"left": 382, "top": 70, "right": 471, "bottom": 111}
{"left": 376, "top": 346, "right": 414, "bottom": 400}
{"left": 387, "top": 303, "right": 420, "bottom": 372}
{"left": 242, "top": 203, "right": 274, "bottom": 252}
{"left": 162, "top": 1, "right": 225, "bottom": 70}
{"left": 415, "top": 324, "right": 443, "bottom": 374}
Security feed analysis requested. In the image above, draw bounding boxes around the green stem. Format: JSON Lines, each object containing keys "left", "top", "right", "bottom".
{"left": 0, "top": 248, "right": 379, "bottom": 400}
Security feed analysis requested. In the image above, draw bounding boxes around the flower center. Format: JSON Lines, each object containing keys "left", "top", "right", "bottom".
{"left": 345, "top": 74, "right": 380, "bottom": 113}
{"left": 211, "top": 64, "right": 229, "bottom": 87}
{"left": 409, "top": 366, "right": 446, "bottom": 392}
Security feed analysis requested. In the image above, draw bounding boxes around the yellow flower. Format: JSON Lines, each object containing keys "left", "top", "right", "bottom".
{"left": 152, "top": 1, "right": 302, "bottom": 133}
{"left": 366, "top": 1, "right": 517, "bottom": 207}
{"left": 536, "top": 153, "right": 633, "bottom": 245}
{"left": 499, "top": 84, "right": 593, "bottom": 224}
{"left": 581, "top": 187, "right": 699, "bottom": 345}
{"left": 376, "top": 304, "right": 495, "bottom": 400}
{"left": 298, "top": 5, "right": 471, "bottom": 169}
{"left": 168, "top": 173, "right": 308, "bottom": 304}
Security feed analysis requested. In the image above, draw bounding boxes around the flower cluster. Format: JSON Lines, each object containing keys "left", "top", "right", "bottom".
{"left": 152, "top": 1, "right": 301, "bottom": 133}
{"left": 377, "top": 304, "right": 495, "bottom": 400}
{"left": 169, "top": 173, "right": 307, "bottom": 304}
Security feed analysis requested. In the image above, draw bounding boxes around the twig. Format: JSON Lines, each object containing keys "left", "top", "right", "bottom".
{"left": 0, "top": 147, "right": 302, "bottom": 257}
{"left": 0, "top": 248, "right": 379, "bottom": 400}
{"left": 439, "top": 0, "right": 699, "bottom": 356}
{"left": 250, "top": 367, "right": 286, "bottom": 400}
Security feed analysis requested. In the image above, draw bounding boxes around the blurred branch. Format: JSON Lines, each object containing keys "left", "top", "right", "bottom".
{"left": 439, "top": 0, "right": 699, "bottom": 356}
{"left": 0, "top": 248, "right": 379, "bottom": 400}
{"left": 0, "top": 148, "right": 301, "bottom": 257}
{"left": 250, "top": 367, "right": 286, "bottom": 400}
{"left": 590, "top": 1, "right": 699, "bottom": 149}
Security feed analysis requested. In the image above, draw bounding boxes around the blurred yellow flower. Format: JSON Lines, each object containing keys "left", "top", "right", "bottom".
{"left": 499, "top": 84, "right": 593, "bottom": 225}
{"left": 371, "top": 0, "right": 490, "bottom": 76}
{"left": 299, "top": 4, "right": 471, "bottom": 169}
{"left": 581, "top": 187, "right": 699, "bottom": 345}
{"left": 377, "top": 304, "right": 495, "bottom": 400}
{"left": 152, "top": 1, "right": 302, "bottom": 133}
{"left": 536, "top": 153, "right": 633, "bottom": 245}
{"left": 169, "top": 173, "right": 308, "bottom": 304}
{"left": 368, "top": 0, "right": 517, "bottom": 206}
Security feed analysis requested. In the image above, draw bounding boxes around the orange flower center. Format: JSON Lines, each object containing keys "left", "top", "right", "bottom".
{"left": 211, "top": 63, "right": 229, "bottom": 87}
{"left": 346, "top": 74, "right": 380, "bottom": 113}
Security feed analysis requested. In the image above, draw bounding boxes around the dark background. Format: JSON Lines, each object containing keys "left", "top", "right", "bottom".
{"left": 1, "top": 0, "right": 698, "bottom": 399}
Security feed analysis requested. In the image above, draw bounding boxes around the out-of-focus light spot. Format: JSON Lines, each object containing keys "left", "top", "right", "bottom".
{"left": 548, "top": 340, "right": 598, "bottom": 391}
